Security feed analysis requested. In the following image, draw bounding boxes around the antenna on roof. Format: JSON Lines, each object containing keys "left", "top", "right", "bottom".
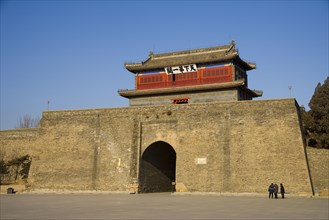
{"left": 288, "top": 86, "right": 292, "bottom": 98}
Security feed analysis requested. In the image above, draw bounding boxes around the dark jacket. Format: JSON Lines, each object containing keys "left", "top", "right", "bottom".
{"left": 268, "top": 184, "right": 275, "bottom": 193}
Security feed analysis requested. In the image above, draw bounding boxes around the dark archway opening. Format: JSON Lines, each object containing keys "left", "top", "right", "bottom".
{"left": 139, "top": 141, "right": 176, "bottom": 193}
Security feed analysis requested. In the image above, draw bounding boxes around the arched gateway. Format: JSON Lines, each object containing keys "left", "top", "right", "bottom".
{"left": 139, "top": 141, "right": 176, "bottom": 193}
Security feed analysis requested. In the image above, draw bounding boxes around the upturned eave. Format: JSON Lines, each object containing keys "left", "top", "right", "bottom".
{"left": 124, "top": 41, "right": 256, "bottom": 74}
{"left": 118, "top": 80, "right": 245, "bottom": 98}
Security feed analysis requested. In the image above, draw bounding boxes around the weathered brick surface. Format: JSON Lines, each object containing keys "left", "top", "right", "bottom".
{"left": 306, "top": 147, "right": 329, "bottom": 196}
{"left": 0, "top": 98, "right": 319, "bottom": 195}
{"left": 129, "top": 89, "right": 238, "bottom": 106}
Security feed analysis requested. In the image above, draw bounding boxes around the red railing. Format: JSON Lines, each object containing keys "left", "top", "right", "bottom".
{"left": 136, "top": 66, "right": 232, "bottom": 90}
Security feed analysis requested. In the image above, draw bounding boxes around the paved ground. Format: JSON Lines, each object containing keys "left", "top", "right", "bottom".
{"left": 1, "top": 193, "right": 328, "bottom": 219}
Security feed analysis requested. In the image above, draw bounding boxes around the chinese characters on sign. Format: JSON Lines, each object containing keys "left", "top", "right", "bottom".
{"left": 165, "top": 64, "right": 197, "bottom": 75}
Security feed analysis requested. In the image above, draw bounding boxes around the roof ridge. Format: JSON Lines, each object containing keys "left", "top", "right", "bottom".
{"left": 152, "top": 49, "right": 237, "bottom": 61}
{"left": 152, "top": 41, "right": 234, "bottom": 59}
{"left": 124, "top": 40, "right": 256, "bottom": 72}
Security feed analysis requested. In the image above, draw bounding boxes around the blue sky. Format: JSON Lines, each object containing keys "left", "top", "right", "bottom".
{"left": 1, "top": 0, "right": 328, "bottom": 130}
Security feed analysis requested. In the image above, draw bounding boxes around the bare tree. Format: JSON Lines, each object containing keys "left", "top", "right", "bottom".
{"left": 16, "top": 114, "right": 40, "bottom": 129}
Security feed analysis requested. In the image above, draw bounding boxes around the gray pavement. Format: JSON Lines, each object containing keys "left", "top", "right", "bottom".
{"left": 1, "top": 193, "right": 328, "bottom": 219}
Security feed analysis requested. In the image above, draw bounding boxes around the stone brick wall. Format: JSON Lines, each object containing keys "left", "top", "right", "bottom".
{"left": 306, "top": 147, "right": 329, "bottom": 196}
{"left": 0, "top": 129, "right": 38, "bottom": 160}
{"left": 31, "top": 108, "right": 135, "bottom": 191}
{"left": 129, "top": 89, "right": 238, "bottom": 106}
{"left": 0, "top": 98, "right": 316, "bottom": 195}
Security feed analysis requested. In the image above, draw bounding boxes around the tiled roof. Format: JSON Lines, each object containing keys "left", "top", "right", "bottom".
{"left": 125, "top": 41, "right": 256, "bottom": 73}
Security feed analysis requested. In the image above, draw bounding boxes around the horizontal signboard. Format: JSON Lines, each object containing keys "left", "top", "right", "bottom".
{"left": 165, "top": 64, "right": 197, "bottom": 75}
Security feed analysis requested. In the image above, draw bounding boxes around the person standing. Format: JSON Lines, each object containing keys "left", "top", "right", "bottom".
{"left": 274, "top": 183, "right": 279, "bottom": 199}
{"left": 268, "top": 183, "right": 275, "bottom": 198}
{"left": 280, "top": 183, "right": 285, "bottom": 199}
